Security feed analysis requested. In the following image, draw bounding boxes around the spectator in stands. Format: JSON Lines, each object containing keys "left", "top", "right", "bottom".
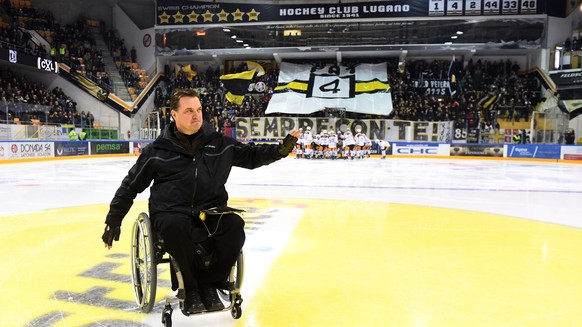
{"left": 565, "top": 129, "right": 575, "bottom": 144}
{"left": 130, "top": 46, "right": 137, "bottom": 63}
{"left": 223, "top": 118, "right": 233, "bottom": 138}
{"left": 86, "top": 111, "right": 94, "bottom": 127}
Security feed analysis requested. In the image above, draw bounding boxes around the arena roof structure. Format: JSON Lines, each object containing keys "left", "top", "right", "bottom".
{"left": 89, "top": 0, "right": 562, "bottom": 62}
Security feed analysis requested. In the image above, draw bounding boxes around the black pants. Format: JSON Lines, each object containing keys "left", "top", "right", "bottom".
{"left": 152, "top": 212, "right": 245, "bottom": 290}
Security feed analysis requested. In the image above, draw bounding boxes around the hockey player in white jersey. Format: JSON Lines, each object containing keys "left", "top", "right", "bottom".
{"left": 354, "top": 129, "right": 366, "bottom": 159}
{"left": 363, "top": 133, "right": 372, "bottom": 158}
{"left": 313, "top": 134, "right": 322, "bottom": 159}
{"left": 377, "top": 139, "right": 391, "bottom": 159}
{"left": 303, "top": 126, "right": 314, "bottom": 159}
{"left": 295, "top": 128, "right": 304, "bottom": 159}
{"left": 343, "top": 130, "right": 356, "bottom": 160}
{"left": 320, "top": 130, "right": 329, "bottom": 159}
{"left": 328, "top": 130, "right": 339, "bottom": 159}
{"left": 336, "top": 130, "right": 344, "bottom": 159}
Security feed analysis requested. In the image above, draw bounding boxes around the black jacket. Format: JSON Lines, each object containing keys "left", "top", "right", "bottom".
{"left": 105, "top": 122, "right": 295, "bottom": 226}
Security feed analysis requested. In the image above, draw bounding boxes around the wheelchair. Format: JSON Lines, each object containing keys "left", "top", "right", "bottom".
{"left": 130, "top": 212, "right": 244, "bottom": 326}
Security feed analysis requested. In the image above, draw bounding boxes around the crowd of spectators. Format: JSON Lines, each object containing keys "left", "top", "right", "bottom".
{"left": 152, "top": 58, "right": 541, "bottom": 135}
{"left": 563, "top": 35, "right": 582, "bottom": 53}
{"left": 152, "top": 61, "right": 274, "bottom": 133}
{"left": 0, "top": 67, "right": 94, "bottom": 127}
{"left": 0, "top": 0, "right": 160, "bottom": 130}
{"left": 0, "top": 0, "right": 50, "bottom": 56}
{"left": 1, "top": 52, "right": 541, "bottom": 135}
{"left": 101, "top": 23, "right": 149, "bottom": 98}
{"left": 0, "top": 0, "right": 111, "bottom": 86}
{"left": 0, "top": 0, "right": 542, "bottom": 137}
{"left": 390, "top": 58, "right": 540, "bottom": 130}
{"left": 56, "top": 19, "right": 110, "bottom": 86}
{"left": 0, "top": 0, "right": 102, "bottom": 127}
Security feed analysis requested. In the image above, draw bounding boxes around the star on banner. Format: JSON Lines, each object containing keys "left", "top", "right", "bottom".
{"left": 173, "top": 11, "right": 185, "bottom": 23}
{"left": 202, "top": 10, "right": 214, "bottom": 22}
{"left": 158, "top": 11, "right": 170, "bottom": 24}
{"left": 187, "top": 11, "right": 199, "bottom": 23}
{"left": 217, "top": 9, "right": 229, "bottom": 22}
{"left": 247, "top": 8, "right": 260, "bottom": 21}
{"left": 232, "top": 9, "right": 244, "bottom": 21}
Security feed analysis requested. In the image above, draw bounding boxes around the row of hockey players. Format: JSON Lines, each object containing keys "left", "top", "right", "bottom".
{"left": 295, "top": 127, "right": 391, "bottom": 159}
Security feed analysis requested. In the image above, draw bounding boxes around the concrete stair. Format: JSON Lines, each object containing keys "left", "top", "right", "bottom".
{"left": 90, "top": 27, "right": 132, "bottom": 103}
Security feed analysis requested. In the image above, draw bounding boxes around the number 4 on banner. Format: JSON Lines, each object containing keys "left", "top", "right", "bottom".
{"left": 320, "top": 80, "right": 341, "bottom": 94}
{"left": 308, "top": 75, "right": 354, "bottom": 99}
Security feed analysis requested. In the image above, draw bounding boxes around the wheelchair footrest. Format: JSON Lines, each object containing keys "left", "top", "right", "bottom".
{"left": 176, "top": 288, "right": 186, "bottom": 300}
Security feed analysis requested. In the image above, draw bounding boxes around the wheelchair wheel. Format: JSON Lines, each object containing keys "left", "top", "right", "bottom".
{"left": 162, "top": 304, "right": 173, "bottom": 327}
{"left": 231, "top": 304, "right": 242, "bottom": 319}
{"left": 131, "top": 212, "right": 157, "bottom": 313}
{"left": 218, "top": 250, "right": 244, "bottom": 302}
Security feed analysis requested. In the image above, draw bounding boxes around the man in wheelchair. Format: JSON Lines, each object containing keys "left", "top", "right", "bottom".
{"left": 101, "top": 88, "right": 300, "bottom": 314}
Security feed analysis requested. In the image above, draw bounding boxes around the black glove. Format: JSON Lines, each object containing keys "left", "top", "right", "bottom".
{"left": 102, "top": 225, "right": 121, "bottom": 247}
{"left": 277, "top": 134, "right": 298, "bottom": 156}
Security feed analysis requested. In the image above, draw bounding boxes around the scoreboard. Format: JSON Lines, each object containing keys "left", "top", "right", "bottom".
{"left": 429, "top": 0, "right": 538, "bottom": 16}
{"left": 156, "top": 0, "right": 545, "bottom": 26}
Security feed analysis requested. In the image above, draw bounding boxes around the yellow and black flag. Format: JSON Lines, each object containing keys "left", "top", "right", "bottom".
{"left": 220, "top": 69, "right": 256, "bottom": 105}
{"left": 246, "top": 61, "right": 265, "bottom": 77}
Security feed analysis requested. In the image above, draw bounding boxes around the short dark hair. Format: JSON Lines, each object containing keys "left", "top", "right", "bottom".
{"left": 170, "top": 89, "right": 200, "bottom": 112}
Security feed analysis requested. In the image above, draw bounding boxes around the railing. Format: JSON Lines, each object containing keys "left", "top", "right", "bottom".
{"left": 58, "top": 56, "right": 114, "bottom": 93}
{"left": 1, "top": 103, "right": 52, "bottom": 125}
{"left": 138, "top": 128, "right": 158, "bottom": 140}
{"left": 532, "top": 109, "right": 569, "bottom": 144}
{"left": 0, "top": 102, "right": 105, "bottom": 129}
{"left": 0, "top": 123, "right": 119, "bottom": 141}
{"left": 0, "top": 38, "right": 50, "bottom": 58}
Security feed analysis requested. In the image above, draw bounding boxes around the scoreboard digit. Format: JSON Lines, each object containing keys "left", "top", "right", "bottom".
{"left": 483, "top": 0, "right": 500, "bottom": 14}
{"left": 464, "top": 0, "right": 482, "bottom": 15}
{"left": 520, "top": 0, "right": 537, "bottom": 14}
{"left": 428, "top": 0, "right": 445, "bottom": 16}
{"left": 501, "top": 0, "right": 519, "bottom": 14}
{"left": 446, "top": 0, "right": 464, "bottom": 15}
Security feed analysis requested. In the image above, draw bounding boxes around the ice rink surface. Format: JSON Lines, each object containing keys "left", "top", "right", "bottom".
{"left": 3, "top": 156, "right": 582, "bottom": 226}
{"left": 1, "top": 156, "right": 582, "bottom": 326}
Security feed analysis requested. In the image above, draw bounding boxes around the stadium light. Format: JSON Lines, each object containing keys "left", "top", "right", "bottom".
{"left": 554, "top": 46, "right": 562, "bottom": 70}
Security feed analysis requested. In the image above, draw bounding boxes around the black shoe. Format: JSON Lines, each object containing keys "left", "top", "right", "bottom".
{"left": 199, "top": 284, "right": 225, "bottom": 311}
{"left": 185, "top": 288, "right": 205, "bottom": 314}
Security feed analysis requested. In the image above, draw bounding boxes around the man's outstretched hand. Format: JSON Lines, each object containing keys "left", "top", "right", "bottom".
{"left": 102, "top": 225, "right": 121, "bottom": 249}
{"left": 277, "top": 130, "right": 301, "bottom": 156}
{"left": 289, "top": 130, "right": 302, "bottom": 139}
